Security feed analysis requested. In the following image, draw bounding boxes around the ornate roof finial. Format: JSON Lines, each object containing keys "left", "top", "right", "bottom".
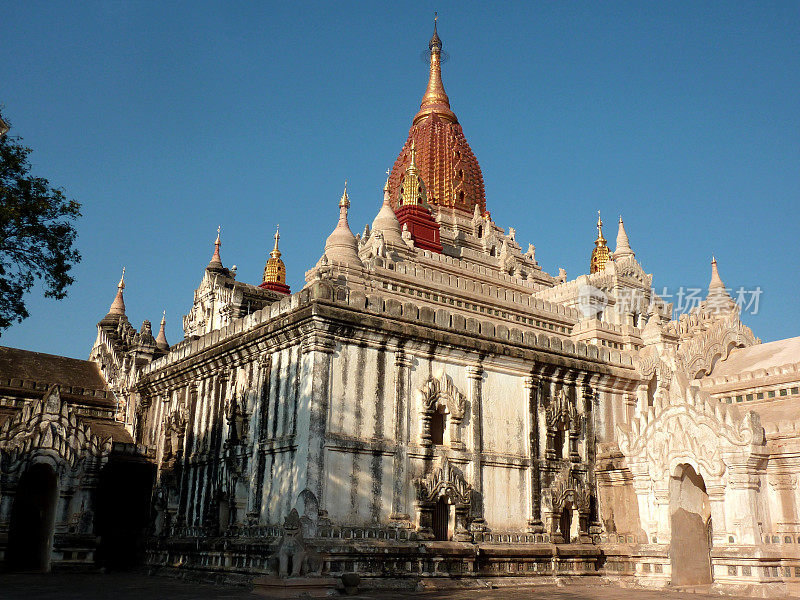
{"left": 709, "top": 255, "right": 725, "bottom": 290}
{"left": 706, "top": 255, "right": 736, "bottom": 313}
{"left": 107, "top": 267, "right": 127, "bottom": 316}
{"left": 415, "top": 15, "right": 456, "bottom": 125}
{"left": 614, "top": 215, "right": 635, "bottom": 259}
{"left": 590, "top": 211, "right": 610, "bottom": 274}
{"left": 155, "top": 310, "right": 169, "bottom": 350}
{"left": 262, "top": 224, "right": 289, "bottom": 289}
{"left": 207, "top": 226, "right": 224, "bottom": 271}
{"left": 271, "top": 224, "right": 282, "bottom": 259}
{"left": 323, "top": 181, "right": 362, "bottom": 266}
{"left": 408, "top": 140, "right": 419, "bottom": 175}
{"left": 399, "top": 141, "right": 428, "bottom": 207}
{"left": 430, "top": 12, "right": 442, "bottom": 52}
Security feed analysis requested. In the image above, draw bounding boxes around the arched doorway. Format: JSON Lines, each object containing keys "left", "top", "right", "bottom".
{"left": 669, "top": 464, "right": 712, "bottom": 585}
{"left": 432, "top": 496, "right": 451, "bottom": 541}
{"left": 559, "top": 500, "right": 580, "bottom": 543}
{"left": 7, "top": 463, "right": 59, "bottom": 571}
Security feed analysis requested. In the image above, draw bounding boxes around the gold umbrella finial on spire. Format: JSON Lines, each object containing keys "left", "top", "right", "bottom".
{"left": 415, "top": 13, "right": 455, "bottom": 125}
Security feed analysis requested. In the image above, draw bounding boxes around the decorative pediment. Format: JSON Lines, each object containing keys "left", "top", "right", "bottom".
{"left": 674, "top": 312, "right": 758, "bottom": 378}
{"left": 548, "top": 466, "right": 590, "bottom": 512}
{"left": 416, "top": 370, "right": 467, "bottom": 419}
{"left": 0, "top": 385, "right": 112, "bottom": 472}
{"left": 544, "top": 387, "right": 578, "bottom": 429}
{"left": 634, "top": 347, "right": 673, "bottom": 392}
{"left": 415, "top": 456, "right": 471, "bottom": 506}
{"left": 618, "top": 373, "right": 765, "bottom": 482}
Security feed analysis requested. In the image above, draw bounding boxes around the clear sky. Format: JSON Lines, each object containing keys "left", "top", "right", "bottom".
{"left": 2, "top": 1, "right": 798, "bottom": 359}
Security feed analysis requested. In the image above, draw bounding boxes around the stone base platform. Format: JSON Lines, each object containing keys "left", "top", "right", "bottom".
{"left": 251, "top": 575, "right": 339, "bottom": 598}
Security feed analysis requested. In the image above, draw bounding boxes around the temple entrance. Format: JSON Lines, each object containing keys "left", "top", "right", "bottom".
{"left": 432, "top": 496, "right": 451, "bottom": 541}
{"left": 669, "top": 464, "right": 712, "bottom": 585}
{"left": 7, "top": 463, "right": 59, "bottom": 571}
{"left": 559, "top": 501, "right": 580, "bottom": 543}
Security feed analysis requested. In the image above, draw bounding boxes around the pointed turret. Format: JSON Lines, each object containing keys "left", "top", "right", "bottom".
{"left": 323, "top": 182, "right": 362, "bottom": 266}
{"left": 705, "top": 256, "right": 736, "bottom": 313}
{"left": 260, "top": 225, "right": 291, "bottom": 293}
{"left": 371, "top": 173, "right": 405, "bottom": 246}
{"left": 614, "top": 216, "right": 635, "bottom": 260}
{"left": 590, "top": 212, "right": 611, "bottom": 274}
{"left": 155, "top": 310, "right": 169, "bottom": 351}
{"left": 107, "top": 267, "right": 126, "bottom": 317}
{"left": 207, "top": 226, "right": 225, "bottom": 272}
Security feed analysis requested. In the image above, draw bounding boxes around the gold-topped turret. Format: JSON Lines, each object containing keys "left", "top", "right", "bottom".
{"left": 263, "top": 225, "right": 287, "bottom": 285}
{"left": 590, "top": 211, "right": 611, "bottom": 274}
{"left": 399, "top": 141, "right": 428, "bottom": 206}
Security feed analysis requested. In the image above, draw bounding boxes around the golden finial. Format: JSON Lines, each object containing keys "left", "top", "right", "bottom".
{"left": 118, "top": 266, "right": 126, "bottom": 289}
{"left": 595, "top": 211, "right": 606, "bottom": 243}
{"left": 408, "top": 140, "right": 419, "bottom": 175}
{"left": 415, "top": 13, "right": 455, "bottom": 125}
{"left": 270, "top": 224, "right": 281, "bottom": 259}
{"left": 590, "top": 211, "right": 610, "bottom": 274}
{"left": 430, "top": 12, "right": 442, "bottom": 51}
{"left": 339, "top": 180, "right": 350, "bottom": 208}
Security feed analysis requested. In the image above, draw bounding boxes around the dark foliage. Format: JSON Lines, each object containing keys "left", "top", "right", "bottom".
{"left": 0, "top": 112, "right": 81, "bottom": 332}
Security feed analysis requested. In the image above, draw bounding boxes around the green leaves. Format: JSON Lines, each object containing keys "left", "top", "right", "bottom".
{"left": 0, "top": 112, "right": 81, "bottom": 332}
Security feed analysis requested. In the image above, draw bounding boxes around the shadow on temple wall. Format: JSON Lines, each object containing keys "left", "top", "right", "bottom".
{"left": 6, "top": 462, "right": 59, "bottom": 572}
{"left": 94, "top": 457, "right": 155, "bottom": 570}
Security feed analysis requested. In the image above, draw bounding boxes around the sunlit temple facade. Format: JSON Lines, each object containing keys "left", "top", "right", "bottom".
{"left": 2, "top": 23, "right": 799, "bottom": 595}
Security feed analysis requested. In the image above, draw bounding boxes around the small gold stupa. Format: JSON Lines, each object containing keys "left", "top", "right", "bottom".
{"left": 260, "top": 225, "right": 290, "bottom": 294}
{"left": 590, "top": 211, "right": 611, "bottom": 274}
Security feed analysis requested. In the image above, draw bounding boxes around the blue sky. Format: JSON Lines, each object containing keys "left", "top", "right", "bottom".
{"left": 2, "top": 1, "right": 798, "bottom": 358}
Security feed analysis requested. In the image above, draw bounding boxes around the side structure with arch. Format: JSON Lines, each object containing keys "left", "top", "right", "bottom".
{"left": 616, "top": 370, "right": 767, "bottom": 584}
{"left": 0, "top": 384, "right": 148, "bottom": 571}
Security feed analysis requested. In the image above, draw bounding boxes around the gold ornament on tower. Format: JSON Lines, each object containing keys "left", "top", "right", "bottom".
{"left": 399, "top": 141, "right": 428, "bottom": 206}
{"left": 264, "top": 226, "right": 286, "bottom": 284}
{"left": 260, "top": 225, "right": 291, "bottom": 294}
{"left": 590, "top": 211, "right": 611, "bottom": 274}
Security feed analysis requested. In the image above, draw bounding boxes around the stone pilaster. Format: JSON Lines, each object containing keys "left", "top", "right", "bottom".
{"left": 247, "top": 353, "right": 271, "bottom": 523}
{"left": 390, "top": 352, "right": 413, "bottom": 524}
{"left": 525, "top": 374, "right": 543, "bottom": 533}
{"left": 299, "top": 331, "right": 334, "bottom": 509}
{"left": 706, "top": 483, "right": 727, "bottom": 546}
{"left": 467, "top": 365, "right": 484, "bottom": 525}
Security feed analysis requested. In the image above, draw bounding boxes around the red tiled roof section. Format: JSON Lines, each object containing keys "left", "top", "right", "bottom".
{"left": 0, "top": 346, "right": 109, "bottom": 392}
{"left": 389, "top": 113, "right": 486, "bottom": 215}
